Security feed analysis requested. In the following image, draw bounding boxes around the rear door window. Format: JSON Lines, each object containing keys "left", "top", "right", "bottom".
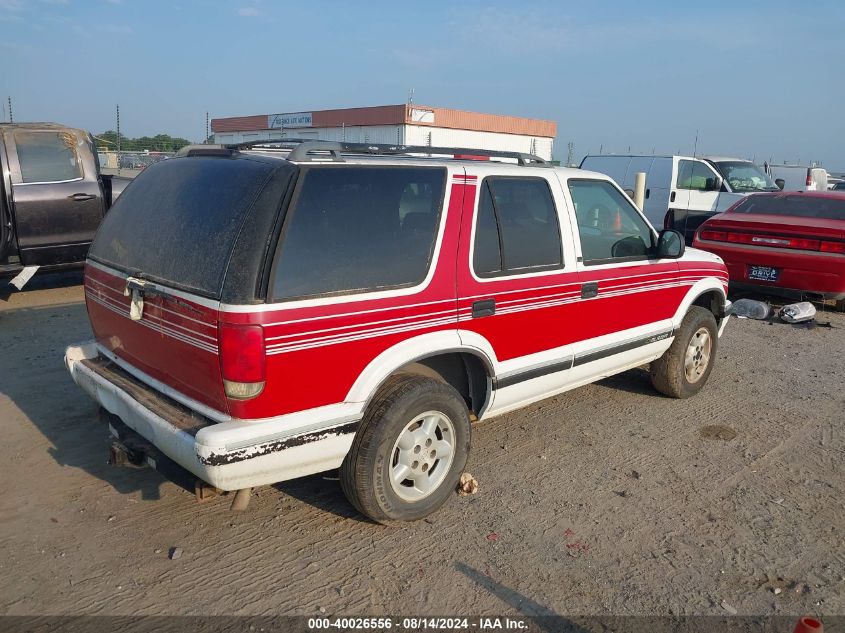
{"left": 15, "top": 131, "right": 83, "bottom": 183}
{"left": 270, "top": 166, "right": 445, "bottom": 301}
{"left": 471, "top": 177, "right": 562, "bottom": 277}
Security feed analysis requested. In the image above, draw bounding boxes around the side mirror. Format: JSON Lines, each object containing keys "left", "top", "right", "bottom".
{"left": 775, "top": 178, "right": 785, "bottom": 190}
{"left": 705, "top": 176, "right": 723, "bottom": 192}
{"left": 656, "top": 229, "right": 685, "bottom": 259}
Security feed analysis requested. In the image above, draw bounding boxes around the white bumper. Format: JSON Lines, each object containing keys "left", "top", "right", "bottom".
{"left": 65, "top": 342, "right": 357, "bottom": 491}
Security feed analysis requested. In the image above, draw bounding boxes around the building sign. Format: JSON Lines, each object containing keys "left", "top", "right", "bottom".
{"left": 268, "top": 112, "right": 313, "bottom": 129}
{"left": 410, "top": 108, "right": 435, "bottom": 123}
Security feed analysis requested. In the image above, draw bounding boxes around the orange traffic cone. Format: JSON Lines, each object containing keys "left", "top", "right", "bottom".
{"left": 794, "top": 616, "right": 822, "bottom": 633}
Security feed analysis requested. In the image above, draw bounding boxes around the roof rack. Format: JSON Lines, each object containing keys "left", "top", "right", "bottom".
{"left": 229, "top": 139, "right": 547, "bottom": 166}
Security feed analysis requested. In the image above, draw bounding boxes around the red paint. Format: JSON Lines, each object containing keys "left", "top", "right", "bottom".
{"left": 693, "top": 195, "right": 845, "bottom": 299}
{"left": 83, "top": 170, "right": 728, "bottom": 423}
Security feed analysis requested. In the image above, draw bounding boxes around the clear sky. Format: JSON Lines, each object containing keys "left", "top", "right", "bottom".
{"left": 2, "top": 0, "right": 843, "bottom": 170}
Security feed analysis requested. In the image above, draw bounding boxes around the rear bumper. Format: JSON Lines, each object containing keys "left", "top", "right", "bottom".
{"left": 693, "top": 240, "right": 845, "bottom": 300}
{"left": 65, "top": 341, "right": 357, "bottom": 491}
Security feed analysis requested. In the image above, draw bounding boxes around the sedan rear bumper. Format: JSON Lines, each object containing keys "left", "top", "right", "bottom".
{"left": 65, "top": 341, "right": 357, "bottom": 490}
{"left": 693, "top": 240, "right": 845, "bottom": 300}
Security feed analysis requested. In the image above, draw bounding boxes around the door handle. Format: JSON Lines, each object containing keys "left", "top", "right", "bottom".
{"left": 472, "top": 299, "right": 495, "bottom": 318}
{"left": 670, "top": 191, "right": 676, "bottom": 203}
{"left": 68, "top": 193, "right": 96, "bottom": 201}
{"left": 581, "top": 282, "right": 599, "bottom": 299}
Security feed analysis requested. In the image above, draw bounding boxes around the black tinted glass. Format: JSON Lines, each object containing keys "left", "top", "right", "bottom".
{"left": 272, "top": 166, "right": 445, "bottom": 300}
{"left": 732, "top": 195, "right": 845, "bottom": 220}
{"left": 482, "top": 177, "right": 562, "bottom": 274}
{"left": 472, "top": 183, "right": 503, "bottom": 275}
{"left": 89, "top": 156, "right": 281, "bottom": 297}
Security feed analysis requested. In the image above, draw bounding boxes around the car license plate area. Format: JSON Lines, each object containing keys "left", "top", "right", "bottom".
{"left": 748, "top": 265, "right": 780, "bottom": 282}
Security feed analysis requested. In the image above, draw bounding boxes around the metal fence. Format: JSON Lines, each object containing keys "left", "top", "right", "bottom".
{"left": 97, "top": 150, "right": 175, "bottom": 172}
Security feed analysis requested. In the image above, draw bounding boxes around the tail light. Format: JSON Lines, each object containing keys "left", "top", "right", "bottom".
{"left": 218, "top": 323, "right": 266, "bottom": 400}
{"left": 699, "top": 229, "right": 727, "bottom": 242}
{"left": 697, "top": 229, "right": 843, "bottom": 254}
{"left": 820, "top": 241, "right": 845, "bottom": 254}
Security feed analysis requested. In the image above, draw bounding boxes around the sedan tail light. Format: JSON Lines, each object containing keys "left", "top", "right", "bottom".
{"left": 697, "top": 229, "right": 843, "bottom": 254}
{"left": 699, "top": 229, "right": 727, "bottom": 242}
{"left": 820, "top": 241, "right": 845, "bottom": 254}
{"left": 218, "top": 323, "right": 266, "bottom": 400}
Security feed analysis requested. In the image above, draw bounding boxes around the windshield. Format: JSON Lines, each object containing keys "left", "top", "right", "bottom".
{"left": 713, "top": 161, "right": 780, "bottom": 193}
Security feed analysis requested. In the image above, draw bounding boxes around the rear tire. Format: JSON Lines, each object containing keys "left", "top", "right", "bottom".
{"left": 340, "top": 375, "right": 471, "bottom": 524}
{"left": 650, "top": 306, "right": 718, "bottom": 399}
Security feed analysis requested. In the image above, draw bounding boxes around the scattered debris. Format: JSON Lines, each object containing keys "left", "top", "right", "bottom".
{"left": 613, "top": 490, "right": 628, "bottom": 498}
{"left": 780, "top": 302, "right": 816, "bottom": 324}
{"left": 771, "top": 498, "right": 785, "bottom": 506}
{"left": 720, "top": 599, "right": 738, "bottom": 615}
{"left": 107, "top": 515, "right": 116, "bottom": 522}
{"left": 168, "top": 547, "right": 183, "bottom": 560}
{"left": 486, "top": 533, "right": 498, "bottom": 542}
{"left": 731, "top": 298, "right": 771, "bottom": 320}
{"left": 629, "top": 470, "right": 641, "bottom": 480}
{"left": 773, "top": 587, "right": 782, "bottom": 595}
{"left": 8, "top": 265, "right": 40, "bottom": 292}
{"left": 457, "top": 472, "right": 479, "bottom": 496}
{"left": 154, "top": 549, "right": 162, "bottom": 554}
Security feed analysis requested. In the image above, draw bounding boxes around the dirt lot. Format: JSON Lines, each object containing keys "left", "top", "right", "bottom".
{"left": 1, "top": 275, "right": 843, "bottom": 618}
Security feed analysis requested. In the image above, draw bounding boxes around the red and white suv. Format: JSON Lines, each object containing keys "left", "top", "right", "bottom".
{"left": 65, "top": 141, "right": 730, "bottom": 523}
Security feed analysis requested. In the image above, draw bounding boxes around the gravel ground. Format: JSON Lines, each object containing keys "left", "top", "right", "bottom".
{"left": 0, "top": 274, "right": 843, "bottom": 618}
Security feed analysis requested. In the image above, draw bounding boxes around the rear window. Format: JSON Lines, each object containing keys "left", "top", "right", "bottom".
{"left": 271, "top": 166, "right": 445, "bottom": 301}
{"left": 89, "top": 156, "right": 282, "bottom": 297}
{"left": 731, "top": 195, "right": 845, "bottom": 221}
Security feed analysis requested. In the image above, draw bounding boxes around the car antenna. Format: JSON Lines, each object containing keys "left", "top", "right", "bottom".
{"left": 693, "top": 129, "right": 699, "bottom": 158}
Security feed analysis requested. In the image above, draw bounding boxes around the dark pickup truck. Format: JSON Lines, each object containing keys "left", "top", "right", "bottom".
{"left": 1, "top": 122, "right": 131, "bottom": 289}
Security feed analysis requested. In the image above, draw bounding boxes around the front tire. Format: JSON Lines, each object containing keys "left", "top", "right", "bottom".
{"left": 650, "top": 306, "right": 718, "bottom": 399}
{"left": 340, "top": 375, "right": 471, "bottom": 524}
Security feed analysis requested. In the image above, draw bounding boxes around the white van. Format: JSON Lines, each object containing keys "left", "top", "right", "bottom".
{"left": 580, "top": 154, "right": 779, "bottom": 242}
{"left": 765, "top": 164, "right": 829, "bottom": 192}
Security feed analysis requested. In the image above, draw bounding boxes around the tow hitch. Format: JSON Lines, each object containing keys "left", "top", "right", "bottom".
{"left": 102, "top": 408, "right": 252, "bottom": 510}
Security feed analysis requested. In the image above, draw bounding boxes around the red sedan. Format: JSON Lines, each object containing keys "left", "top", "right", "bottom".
{"left": 693, "top": 192, "right": 845, "bottom": 310}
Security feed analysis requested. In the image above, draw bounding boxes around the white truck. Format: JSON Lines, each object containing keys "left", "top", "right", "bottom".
{"left": 580, "top": 154, "right": 779, "bottom": 243}
{"left": 765, "top": 164, "right": 829, "bottom": 192}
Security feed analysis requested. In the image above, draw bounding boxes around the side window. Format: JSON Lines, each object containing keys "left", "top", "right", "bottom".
{"left": 472, "top": 177, "right": 562, "bottom": 277}
{"left": 15, "top": 131, "right": 83, "bottom": 183}
{"left": 569, "top": 179, "right": 654, "bottom": 264}
{"left": 271, "top": 166, "right": 445, "bottom": 301}
{"left": 676, "top": 160, "right": 718, "bottom": 191}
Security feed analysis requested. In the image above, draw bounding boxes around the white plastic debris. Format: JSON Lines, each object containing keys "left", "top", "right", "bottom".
{"left": 9, "top": 265, "right": 39, "bottom": 291}
{"left": 779, "top": 302, "right": 816, "bottom": 324}
{"left": 730, "top": 298, "right": 771, "bottom": 320}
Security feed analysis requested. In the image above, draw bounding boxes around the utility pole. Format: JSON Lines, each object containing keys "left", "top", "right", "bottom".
{"left": 7, "top": 96, "right": 13, "bottom": 123}
{"left": 205, "top": 111, "right": 209, "bottom": 144}
{"left": 116, "top": 104, "right": 121, "bottom": 176}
